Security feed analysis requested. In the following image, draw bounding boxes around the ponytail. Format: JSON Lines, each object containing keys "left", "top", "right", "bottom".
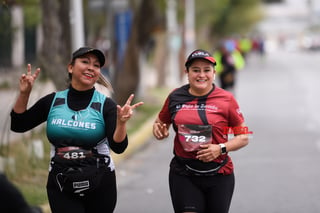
{"left": 96, "top": 74, "right": 114, "bottom": 94}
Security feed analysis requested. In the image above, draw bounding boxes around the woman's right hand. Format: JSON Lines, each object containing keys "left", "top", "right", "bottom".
{"left": 19, "top": 64, "right": 40, "bottom": 95}
{"left": 153, "top": 119, "right": 169, "bottom": 140}
{"left": 13, "top": 64, "right": 41, "bottom": 113}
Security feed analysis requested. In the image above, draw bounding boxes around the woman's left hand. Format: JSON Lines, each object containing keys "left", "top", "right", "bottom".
{"left": 117, "top": 94, "right": 144, "bottom": 123}
{"left": 196, "top": 144, "right": 221, "bottom": 162}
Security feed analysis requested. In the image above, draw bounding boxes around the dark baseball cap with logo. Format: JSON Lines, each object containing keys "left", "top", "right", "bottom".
{"left": 72, "top": 47, "right": 105, "bottom": 67}
{"left": 185, "top": 49, "right": 216, "bottom": 67}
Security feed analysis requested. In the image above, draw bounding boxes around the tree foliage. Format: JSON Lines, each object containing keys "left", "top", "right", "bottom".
{"left": 195, "top": 0, "right": 264, "bottom": 44}
{"left": 2, "top": 0, "right": 264, "bottom": 97}
{"left": 0, "top": 2, "right": 12, "bottom": 66}
{"left": 110, "top": 0, "right": 264, "bottom": 99}
{"left": 20, "top": 0, "right": 40, "bottom": 29}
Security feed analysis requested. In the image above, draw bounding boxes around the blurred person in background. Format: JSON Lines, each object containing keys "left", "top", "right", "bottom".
{"left": 0, "top": 172, "right": 42, "bottom": 213}
{"left": 252, "top": 35, "right": 265, "bottom": 57}
{"left": 238, "top": 35, "right": 253, "bottom": 61}
{"left": 215, "top": 39, "right": 245, "bottom": 94}
{"left": 10, "top": 47, "right": 143, "bottom": 213}
{"left": 153, "top": 49, "right": 249, "bottom": 213}
{"left": 219, "top": 44, "right": 237, "bottom": 92}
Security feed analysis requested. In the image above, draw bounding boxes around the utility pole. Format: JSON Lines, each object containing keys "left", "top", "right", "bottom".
{"left": 70, "top": 0, "right": 85, "bottom": 50}
{"left": 166, "top": 0, "right": 180, "bottom": 87}
{"left": 11, "top": 5, "right": 24, "bottom": 67}
{"left": 184, "top": 0, "right": 195, "bottom": 57}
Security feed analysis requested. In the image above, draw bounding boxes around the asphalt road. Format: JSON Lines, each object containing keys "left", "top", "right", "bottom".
{"left": 114, "top": 50, "right": 320, "bottom": 213}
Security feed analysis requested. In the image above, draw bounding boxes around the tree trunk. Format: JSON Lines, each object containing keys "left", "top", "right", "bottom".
{"left": 38, "top": 0, "right": 71, "bottom": 90}
{"left": 113, "top": 0, "right": 159, "bottom": 105}
{"left": 113, "top": 26, "right": 139, "bottom": 105}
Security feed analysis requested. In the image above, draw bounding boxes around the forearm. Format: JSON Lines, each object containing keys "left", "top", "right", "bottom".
{"left": 224, "top": 134, "right": 249, "bottom": 153}
{"left": 105, "top": 120, "right": 128, "bottom": 154}
{"left": 11, "top": 93, "right": 53, "bottom": 132}
{"left": 13, "top": 93, "right": 30, "bottom": 113}
{"left": 113, "top": 121, "right": 127, "bottom": 143}
{"left": 197, "top": 132, "right": 249, "bottom": 162}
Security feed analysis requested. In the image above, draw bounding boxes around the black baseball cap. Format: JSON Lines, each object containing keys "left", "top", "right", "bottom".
{"left": 72, "top": 47, "right": 105, "bottom": 67}
{"left": 185, "top": 49, "right": 216, "bottom": 67}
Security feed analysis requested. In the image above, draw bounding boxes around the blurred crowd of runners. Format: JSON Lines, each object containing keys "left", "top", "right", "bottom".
{"left": 213, "top": 35, "right": 265, "bottom": 93}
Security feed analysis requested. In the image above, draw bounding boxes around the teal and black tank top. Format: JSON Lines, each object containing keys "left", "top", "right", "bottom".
{"left": 46, "top": 89, "right": 107, "bottom": 148}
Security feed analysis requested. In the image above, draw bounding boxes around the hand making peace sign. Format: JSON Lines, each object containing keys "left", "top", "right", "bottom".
{"left": 19, "top": 64, "right": 41, "bottom": 95}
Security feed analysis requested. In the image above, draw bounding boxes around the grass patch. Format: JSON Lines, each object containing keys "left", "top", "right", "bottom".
{"left": 127, "top": 103, "right": 160, "bottom": 135}
{"left": 0, "top": 81, "right": 10, "bottom": 89}
{"left": 3, "top": 128, "right": 51, "bottom": 206}
{"left": 12, "top": 171, "right": 49, "bottom": 206}
{"left": 127, "top": 86, "right": 169, "bottom": 134}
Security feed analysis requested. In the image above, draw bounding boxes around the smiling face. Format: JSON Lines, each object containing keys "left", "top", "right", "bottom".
{"left": 68, "top": 53, "right": 101, "bottom": 91}
{"left": 186, "top": 58, "right": 216, "bottom": 96}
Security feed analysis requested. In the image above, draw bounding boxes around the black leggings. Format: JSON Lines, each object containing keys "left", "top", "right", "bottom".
{"left": 47, "top": 169, "right": 117, "bottom": 213}
{"left": 169, "top": 170, "right": 235, "bottom": 213}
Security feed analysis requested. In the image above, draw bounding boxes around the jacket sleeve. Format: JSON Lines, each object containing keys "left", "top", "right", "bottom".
{"left": 103, "top": 98, "right": 128, "bottom": 154}
{"left": 10, "top": 93, "right": 55, "bottom": 132}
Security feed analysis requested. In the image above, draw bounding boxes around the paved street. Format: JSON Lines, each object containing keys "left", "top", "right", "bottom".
{"left": 2, "top": 48, "right": 319, "bottom": 213}
{"left": 114, "top": 49, "right": 320, "bottom": 213}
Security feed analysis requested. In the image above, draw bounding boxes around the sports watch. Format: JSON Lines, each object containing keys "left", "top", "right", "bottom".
{"left": 219, "top": 143, "right": 227, "bottom": 155}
